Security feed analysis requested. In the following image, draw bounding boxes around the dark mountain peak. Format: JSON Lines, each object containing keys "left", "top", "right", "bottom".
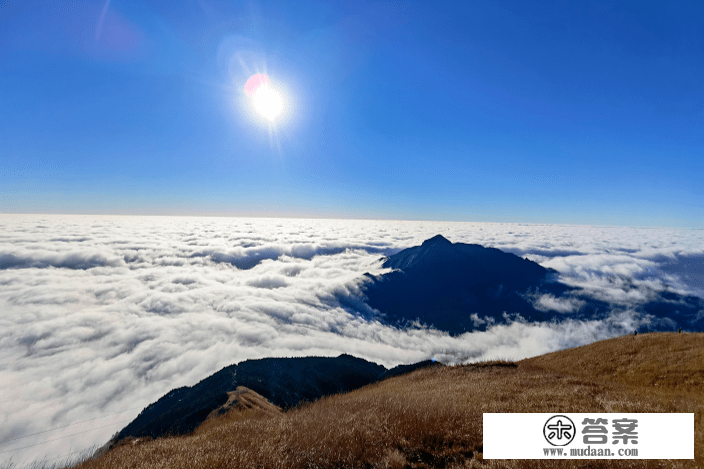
{"left": 365, "top": 238, "right": 576, "bottom": 335}
{"left": 383, "top": 237, "right": 504, "bottom": 273}
{"left": 364, "top": 237, "right": 703, "bottom": 337}
{"left": 336, "top": 353, "right": 370, "bottom": 362}
{"left": 421, "top": 235, "right": 452, "bottom": 246}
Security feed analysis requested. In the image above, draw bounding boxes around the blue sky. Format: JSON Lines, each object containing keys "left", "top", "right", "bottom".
{"left": 1, "top": 0, "right": 702, "bottom": 227}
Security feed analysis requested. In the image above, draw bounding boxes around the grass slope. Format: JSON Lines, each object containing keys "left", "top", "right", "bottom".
{"left": 76, "top": 332, "right": 702, "bottom": 469}
{"left": 523, "top": 331, "right": 704, "bottom": 394}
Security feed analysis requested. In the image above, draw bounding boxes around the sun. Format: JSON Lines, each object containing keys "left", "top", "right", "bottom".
{"left": 244, "top": 73, "right": 283, "bottom": 122}
{"left": 252, "top": 84, "right": 283, "bottom": 121}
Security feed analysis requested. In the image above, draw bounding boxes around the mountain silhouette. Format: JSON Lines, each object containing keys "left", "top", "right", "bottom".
{"left": 361, "top": 235, "right": 577, "bottom": 334}
{"left": 361, "top": 235, "right": 703, "bottom": 335}
{"left": 113, "top": 354, "right": 441, "bottom": 445}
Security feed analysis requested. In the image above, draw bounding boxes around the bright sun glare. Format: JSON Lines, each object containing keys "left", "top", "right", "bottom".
{"left": 244, "top": 73, "right": 283, "bottom": 121}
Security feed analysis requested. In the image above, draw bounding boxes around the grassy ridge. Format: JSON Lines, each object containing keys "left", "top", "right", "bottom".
{"left": 76, "top": 333, "right": 702, "bottom": 468}
{"left": 523, "top": 332, "right": 704, "bottom": 393}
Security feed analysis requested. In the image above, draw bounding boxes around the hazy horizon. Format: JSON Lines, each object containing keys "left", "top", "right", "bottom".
{"left": 6, "top": 212, "right": 704, "bottom": 228}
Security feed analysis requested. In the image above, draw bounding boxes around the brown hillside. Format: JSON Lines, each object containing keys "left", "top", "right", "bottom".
{"left": 77, "top": 333, "right": 703, "bottom": 469}
{"left": 522, "top": 332, "right": 704, "bottom": 394}
{"left": 194, "top": 386, "right": 282, "bottom": 435}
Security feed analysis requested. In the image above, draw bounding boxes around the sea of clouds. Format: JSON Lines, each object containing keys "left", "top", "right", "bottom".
{"left": 0, "top": 214, "right": 702, "bottom": 466}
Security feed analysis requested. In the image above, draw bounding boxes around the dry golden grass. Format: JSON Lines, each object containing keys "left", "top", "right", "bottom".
{"left": 523, "top": 332, "right": 704, "bottom": 394}
{"left": 193, "top": 386, "right": 282, "bottom": 436}
{"left": 77, "top": 333, "right": 703, "bottom": 469}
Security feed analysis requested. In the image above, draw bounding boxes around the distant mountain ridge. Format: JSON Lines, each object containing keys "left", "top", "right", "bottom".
{"left": 114, "top": 354, "right": 441, "bottom": 445}
{"left": 361, "top": 235, "right": 704, "bottom": 335}
{"left": 361, "top": 234, "right": 582, "bottom": 334}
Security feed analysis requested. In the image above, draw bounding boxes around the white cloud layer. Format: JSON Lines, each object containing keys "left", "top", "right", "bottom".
{"left": 530, "top": 293, "right": 585, "bottom": 313}
{"left": 0, "top": 215, "right": 702, "bottom": 465}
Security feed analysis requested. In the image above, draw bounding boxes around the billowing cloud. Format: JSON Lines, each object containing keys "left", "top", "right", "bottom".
{"left": 0, "top": 215, "right": 701, "bottom": 466}
{"left": 529, "top": 292, "right": 585, "bottom": 313}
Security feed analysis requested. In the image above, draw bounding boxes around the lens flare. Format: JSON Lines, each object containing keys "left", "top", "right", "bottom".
{"left": 244, "top": 73, "right": 283, "bottom": 121}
